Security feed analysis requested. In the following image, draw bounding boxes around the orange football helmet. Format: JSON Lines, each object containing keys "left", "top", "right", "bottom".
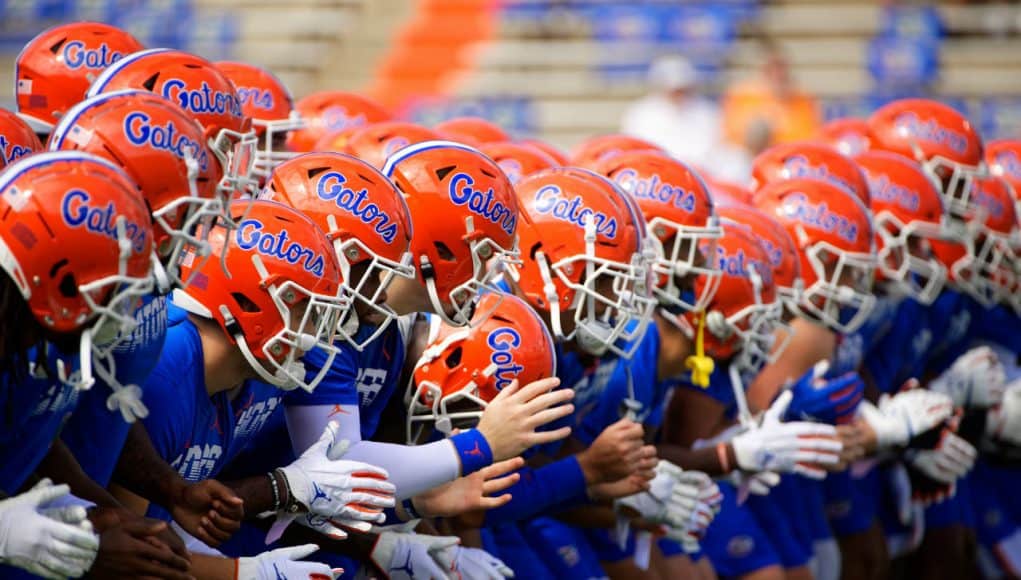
{"left": 286, "top": 91, "right": 392, "bottom": 154}
{"left": 754, "top": 179, "right": 877, "bottom": 333}
{"left": 985, "top": 140, "right": 1021, "bottom": 218}
{"left": 817, "top": 118, "right": 870, "bottom": 157}
{"left": 510, "top": 168, "right": 654, "bottom": 358}
{"left": 705, "top": 177, "right": 754, "bottom": 207}
{"left": 570, "top": 134, "right": 663, "bottom": 169}
{"left": 752, "top": 142, "right": 871, "bottom": 206}
{"left": 87, "top": 49, "right": 258, "bottom": 206}
{"left": 0, "top": 109, "right": 43, "bottom": 168}
{"left": 717, "top": 204, "right": 803, "bottom": 312}
{"left": 216, "top": 61, "right": 303, "bottom": 182}
{"left": 478, "top": 141, "right": 558, "bottom": 184}
{"left": 594, "top": 150, "right": 723, "bottom": 314}
{"left": 0, "top": 151, "right": 153, "bottom": 389}
{"left": 174, "top": 200, "right": 348, "bottom": 392}
{"left": 855, "top": 151, "right": 952, "bottom": 304}
{"left": 867, "top": 99, "right": 983, "bottom": 219}
{"left": 930, "top": 177, "right": 1018, "bottom": 307}
{"left": 682, "top": 223, "right": 785, "bottom": 376}
{"left": 520, "top": 138, "right": 570, "bottom": 165}
{"left": 49, "top": 89, "right": 223, "bottom": 291}
{"left": 434, "top": 117, "right": 510, "bottom": 146}
{"left": 15, "top": 22, "right": 143, "bottom": 134}
{"left": 262, "top": 152, "right": 415, "bottom": 348}
{"left": 383, "top": 141, "right": 520, "bottom": 326}
{"left": 405, "top": 292, "right": 556, "bottom": 442}
{"left": 329, "top": 121, "right": 440, "bottom": 170}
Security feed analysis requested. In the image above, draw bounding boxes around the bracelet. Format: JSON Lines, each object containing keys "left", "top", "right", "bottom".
{"left": 274, "top": 468, "right": 299, "bottom": 513}
{"left": 268, "top": 472, "right": 281, "bottom": 512}
{"left": 716, "top": 442, "right": 731, "bottom": 473}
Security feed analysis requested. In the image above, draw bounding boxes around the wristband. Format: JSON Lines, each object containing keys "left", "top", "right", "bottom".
{"left": 451, "top": 429, "right": 494, "bottom": 476}
{"left": 403, "top": 497, "right": 421, "bottom": 520}
{"left": 716, "top": 442, "right": 731, "bottom": 473}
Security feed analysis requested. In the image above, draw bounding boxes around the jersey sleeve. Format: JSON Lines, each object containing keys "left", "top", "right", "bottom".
{"left": 141, "top": 322, "right": 201, "bottom": 462}
{"left": 284, "top": 342, "right": 360, "bottom": 407}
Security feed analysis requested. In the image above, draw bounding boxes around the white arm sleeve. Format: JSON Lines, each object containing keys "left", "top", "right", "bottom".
{"left": 285, "top": 404, "right": 462, "bottom": 499}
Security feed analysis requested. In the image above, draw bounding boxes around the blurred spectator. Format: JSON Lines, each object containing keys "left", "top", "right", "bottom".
{"left": 619, "top": 55, "right": 723, "bottom": 167}
{"left": 722, "top": 41, "right": 821, "bottom": 148}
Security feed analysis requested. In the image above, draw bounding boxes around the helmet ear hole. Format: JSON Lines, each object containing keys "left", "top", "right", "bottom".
{"left": 434, "top": 241, "right": 455, "bottom": 261}
{"left": 231, "top": 292, "right": 261, "bottom": 313}
{"left": 58, "top": 272, "right": 78, "bottom": 298}
{"left": 444, "top": 346, "right": 463, "bottom": 368}
{"left": 306, "top": 166, "right": 329, "bottom": 179}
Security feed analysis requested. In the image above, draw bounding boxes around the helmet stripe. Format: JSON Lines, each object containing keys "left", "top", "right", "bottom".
{"left": 381, "top": 139, "right": 485, "bottom": 179}
{"left": 0, "top": 150, "right": 128, "bottom": 192}
{"left": 86, "top": 47, "right": 174, "bottom": 98}
{"left": 50, "top": 89, "right": 151, "bottom": 150}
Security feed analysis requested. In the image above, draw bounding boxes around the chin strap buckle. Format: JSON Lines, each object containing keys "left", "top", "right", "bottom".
{"left": 684, "top": 311, "right": 714, "bottom": 388}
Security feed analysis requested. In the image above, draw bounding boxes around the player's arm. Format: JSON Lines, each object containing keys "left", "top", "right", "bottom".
{"left": 747, "top": 319, "right": 836, "bottom": 411}
{"left": 36, "top": 439, "right": 120, "bottom": 508}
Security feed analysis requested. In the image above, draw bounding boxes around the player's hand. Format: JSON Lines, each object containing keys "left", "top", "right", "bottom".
{"left": 279, "top": 421, "right": 396, "bottom": 529}
{"left": 588, "top": 472, "right": 655, "bottom": 501}
{"left": 858, "top": 385, "right": 954, "bottom": 449}
{"left": 432, "top": 544, "right": 514, "bottom": 579}
{"left": 413, "top": 457, "right": 523, "bottom": 518}
{"left": 730, "top": 470, "right": 781, "bottom": 499}
{"left": 88, "top": 518, "right": 191, "bottom": 580}
{"left": 905, "top": 431, "right": 976, "bottom": 484}
{"left": 370, "top": 531, "right": 456, "bottom": 579}
{"left": 476, "top": 378, "right": 574, "bottom": 461}
{"left": 577, "top": 418, "right": 657, "bottom": 484}
{"left": 236, "top": 544, "right": 341, "bottom": 579}
{"left": 782, "top": 360, "right": 865, "bottom": 425}
{"left": 0, "top": 479, "right": 99, "bottom": 579}
{"left": 731, "top": 391, "right": 842, "bottom": 479}
{"left": 930, "top": 346, "right": 1007, "bottom": 409}
{"left": 169, "top": 478, "right": 244, "bottom": 547}
{"left": 616, "top": 462, "right": 717, "bottom": 531}
{"left": 985, "top": 378, "right": 1021, "bottom": 446}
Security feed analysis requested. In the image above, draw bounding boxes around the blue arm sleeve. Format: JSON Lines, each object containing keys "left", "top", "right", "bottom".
{"left": 482, "top": 456, "right": 589, "bottom": 527}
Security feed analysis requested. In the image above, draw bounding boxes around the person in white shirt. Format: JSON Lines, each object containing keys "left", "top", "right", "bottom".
{"left": 620, "top": 55, "right": 723, "bottom": 169}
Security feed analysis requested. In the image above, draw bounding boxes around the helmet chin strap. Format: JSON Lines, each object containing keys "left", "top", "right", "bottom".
{"left": 151, "top": 252, "right": 172, "bottom": 296}
{"left": 76, "top": 329, "right": 96, "bottom": 392}
{"left": 219, "top": 304, "right": 305, "bottom": 392}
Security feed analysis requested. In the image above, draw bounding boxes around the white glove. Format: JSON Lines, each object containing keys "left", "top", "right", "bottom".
{"left": 370, "top": 531, "right": 456, "bottom": 580}
{"left": 731, "top": 391, "right": 842, "bottom": 479}
{"left": 432, "top": 544, "right": 514, "bottom": 579}
{"left": 858, "top": 389, "right": 954, "bottom": 449}
{"left": 986, "top": 379, "right": 1021, "bottom": 446}
{"left": 278, "top": 421, "right": 396, "bottom": 528}
{"left": 662, "top": 471, "right": 722, "bottom": 554}
{"left": 0, "top": 479, "right": 99, "bottom": 579}
{"left": 236, "top": 544, "right": 341, "bottom": 579}
{"left": 905, "top": 432, "right": 976, "bottom": 484}
{"left": 929, "top": 346, "right": 1006, "bottom": 409}
{"left": 730, "top": 470, "right": 781, "bottom": 499}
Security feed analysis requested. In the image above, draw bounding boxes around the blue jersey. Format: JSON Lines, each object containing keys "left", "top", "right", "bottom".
{"left": 0, "top": 345, "right": 80, "bottom": 494}
{"left": 141, "top": 305, "right": 283, "bottom": 483}
{"left": 668, "top": 357, "right": 742, "bottom": 420}
{"left": 285, "top": 320, "right": 409, "bottom": 441}
{"left": 919, "top": 290, "right": 977, "bottom": 377}
{"left": 863, "top": 297, "right": 930, "bottom": 393}
{"left": 828, "top": 295, "right": 901, "bottom": 379}
{"left": 62, "top": 294, "right": 169, "bottom": 486}
{"left": 970, "top": 304, "right": 1021, "bottom": 355}
{"left": 574, "top": 323, "right": 668, "bottom": 445}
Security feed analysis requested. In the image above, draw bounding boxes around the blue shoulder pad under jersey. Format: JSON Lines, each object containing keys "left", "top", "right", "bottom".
{"left": 575, "top": 323, "right": 664, "bottom": 445}
{"left": 922, "top": 291, "right": 980, "bottom": 377}
{"left": 62, "top": 294, "right": 169, "bottom": 486}
{"left": 0, "top": 345, "right": 80, "bottom": 493}
{"left": 864, "top": 297, "right": 930, "bottom": 393}
{"left": 285, "top": 320, "right": 408, "bottom": 441}
{"left": 828, "top": 295, "right": 902, "bottom": 378}
{"left": 970, "top": 305, "right": 1021, "bottom": 356}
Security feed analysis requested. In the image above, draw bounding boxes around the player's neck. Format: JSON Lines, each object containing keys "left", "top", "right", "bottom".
{"left": 654, "top": 310, "right": 693, "bottom": 381}
{"left": 191, "top": 314, "right": 248, "bottom": 395}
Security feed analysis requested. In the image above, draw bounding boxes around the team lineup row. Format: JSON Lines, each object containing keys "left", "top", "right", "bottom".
{"left": 0, "top": 19, "right": 1018, "bottom": 580}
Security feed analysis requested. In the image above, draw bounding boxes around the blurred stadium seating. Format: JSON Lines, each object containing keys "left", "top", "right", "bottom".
{"left": 3, "top": 0, "right": 1021, "bottom": 147}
